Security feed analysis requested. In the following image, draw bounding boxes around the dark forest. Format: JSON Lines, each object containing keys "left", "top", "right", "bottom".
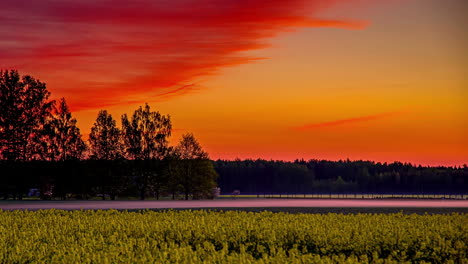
{"left": 215, "top": 159, "right": 468, "bottom": 195}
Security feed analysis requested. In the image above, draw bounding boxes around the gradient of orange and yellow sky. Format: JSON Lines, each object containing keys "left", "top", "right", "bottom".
{"left": 1, "top": 0, "right": 467, "bottom": 166}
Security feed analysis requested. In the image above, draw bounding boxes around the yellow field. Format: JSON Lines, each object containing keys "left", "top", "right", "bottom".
{"left": 0, "top": 210, "right": 466, "bottom": 263}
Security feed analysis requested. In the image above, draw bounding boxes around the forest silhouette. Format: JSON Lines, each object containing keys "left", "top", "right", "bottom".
{"left": 1, "top": 70, "right": 467, "bottom": 200}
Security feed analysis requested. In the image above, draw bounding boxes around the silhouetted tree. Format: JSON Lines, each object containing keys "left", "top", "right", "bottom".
{"left": 0, "top": 70, "right": 54, "bottom": 161}
{"left": 164, "top": 148, "right": 183, "bottom": 199}
{"left": 89, "top": 110, "right": 122, "bottom": 160}
{"left": 176, "top": 133, "right": 208, "bottom": 159}
{"left": 121, "top": 103, "right": 171, "bottom": 160}
{"left": 146, "top": 159, "right": 167, "bottom": 200}
{"left": 121, "top": 104, "right": 171, "bottom": 199}
{"left": 191, "top": 160, "right": 218, "bottom": 199}
{"left": 88, "top": 110, "right": 125, "bottom": 199}
{"left": 41, "top": 98, "right": 86, "bottom": 161}
{"left": 174, "top": 133, "right": 217, "bottom": 200}
{"left": 28, "top": 99, "right": 86, "bottom": 199}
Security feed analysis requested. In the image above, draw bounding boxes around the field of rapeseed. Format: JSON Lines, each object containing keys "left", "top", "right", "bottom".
{"left": 0, "top": 210, "right": 466, "bottom": 263}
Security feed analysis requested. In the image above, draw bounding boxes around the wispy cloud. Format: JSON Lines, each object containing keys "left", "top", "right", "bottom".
{"left": 293, "top": 111, "right": 408, "bottom": 131}
{"left": 1, "top": 0, "right": 371, "bottom": 111}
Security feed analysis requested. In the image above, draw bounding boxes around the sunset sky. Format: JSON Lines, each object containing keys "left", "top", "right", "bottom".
{"left": 1, "top": 0, "right": 467, "bottom": 166}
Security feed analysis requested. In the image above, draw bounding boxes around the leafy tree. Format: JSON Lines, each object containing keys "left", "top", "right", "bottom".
{"left": 54, "top": 98, "right": 86, "bottom": 160}
{"left": 0, "top": 70, "right": 54, "bottom": 161}
{"left": 121, "top": 104, "right": 171, "bottom": 199}
{"left": 191, "top": 160, "right": 218, "bottom": 199}
{"left": 88, "top": 111, "right": 125, "bottom": 199}
{"left": 176, "top": 133, "right": 209, "bottom": 159}
{"left": 26, "top": 98, "right": 86, "bottom": 200}
{"left": 121, "top": 103, "right": 171, "bottom": 160}
{"left": 89, "top": 110, "right": 122, "bottom": 160}
{"left": 163, "top": 148, "right": 183, "bottom": 200}
{"left": 38, "top": 98, "right": 86, "bottom": 161}
{"left": 174, "top": 133, "right": 217, "bottom": 200}
{"left": 145, "top": 160, "right": 167, "bottom": 200}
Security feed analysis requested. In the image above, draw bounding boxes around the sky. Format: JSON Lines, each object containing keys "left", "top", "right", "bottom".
{"left": 1, "top": 0, "right": 467, "bottom": 166}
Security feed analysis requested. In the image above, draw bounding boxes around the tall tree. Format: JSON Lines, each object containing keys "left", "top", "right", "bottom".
{"left": 176, "top": 133, "right": 209, "bottom": 159}
{"left": 164, "top": 147, "right": 184, "bottom": 200}
{"left": 121, "top": 104, "right": 171, "bottom": 199}
{"left": 52, "top": 98, "right": 86, "bottom": 160}
{"left": 88, "top": 110, "right": 124, "bottom": 199}
{"left": 121, "top": 103, "right": 171, "bottom": 160}
{"left": 0, "top": 70, "right": 54, "bottom": 161}
{"left": 38, "top": 98, "right": 86, "bottom": 161}
{"left": 174, "top": 133, "right": 217, "bottom": 200}
{"left": 89, "top": 110, "right": 122, "bottom": 160}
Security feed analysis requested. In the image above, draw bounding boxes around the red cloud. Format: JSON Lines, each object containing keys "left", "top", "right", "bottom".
{"left": 1, "top": 0, "right": 370, "bottom": 111}
{"left": 293, "top": 111, "right": 408, "bottom": 131}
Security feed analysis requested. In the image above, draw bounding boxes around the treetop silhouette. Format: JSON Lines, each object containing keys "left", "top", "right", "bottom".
{"left": 121, "top": 103, "right": 172, "bottom": 160}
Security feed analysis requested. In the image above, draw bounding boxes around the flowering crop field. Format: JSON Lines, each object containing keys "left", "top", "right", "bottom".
{"left": 0, "top": 210, "right": 466, "bottom": 263}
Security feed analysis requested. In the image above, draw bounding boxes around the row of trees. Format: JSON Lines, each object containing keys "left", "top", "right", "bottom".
{"left": 214, "top": 159, "right": 468, "bottom": 194}
{"left": 0, "top": 69, "right": 170, "bottom": 161}
{"left": 0, "top": 70, "right": 217, "bottom": 199}
{"left": 0, "top": 158, "right": 218, "bottom": 200}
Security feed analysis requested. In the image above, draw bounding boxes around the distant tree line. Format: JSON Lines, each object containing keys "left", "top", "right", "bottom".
{"left": 0, "top": 70, "right": 217, "bottom": 200}
{"left": 214, "top": 159, "right": 468, "bottom": 195}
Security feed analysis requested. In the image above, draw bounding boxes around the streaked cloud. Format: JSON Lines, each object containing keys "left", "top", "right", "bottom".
{"left": 1, "top": 0, "right": 370, "bottom": 111}
{"left": 293, "top": 111, "right": 408, "bottom": 131}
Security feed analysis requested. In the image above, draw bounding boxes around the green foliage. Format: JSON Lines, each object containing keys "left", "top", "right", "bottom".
{"left": 0, "top": 210, "right": 466, "bottom": 263}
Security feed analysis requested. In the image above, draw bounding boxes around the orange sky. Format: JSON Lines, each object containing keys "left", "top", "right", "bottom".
{"left": 1, "top": 0, "right": 467, "bottom": 166}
